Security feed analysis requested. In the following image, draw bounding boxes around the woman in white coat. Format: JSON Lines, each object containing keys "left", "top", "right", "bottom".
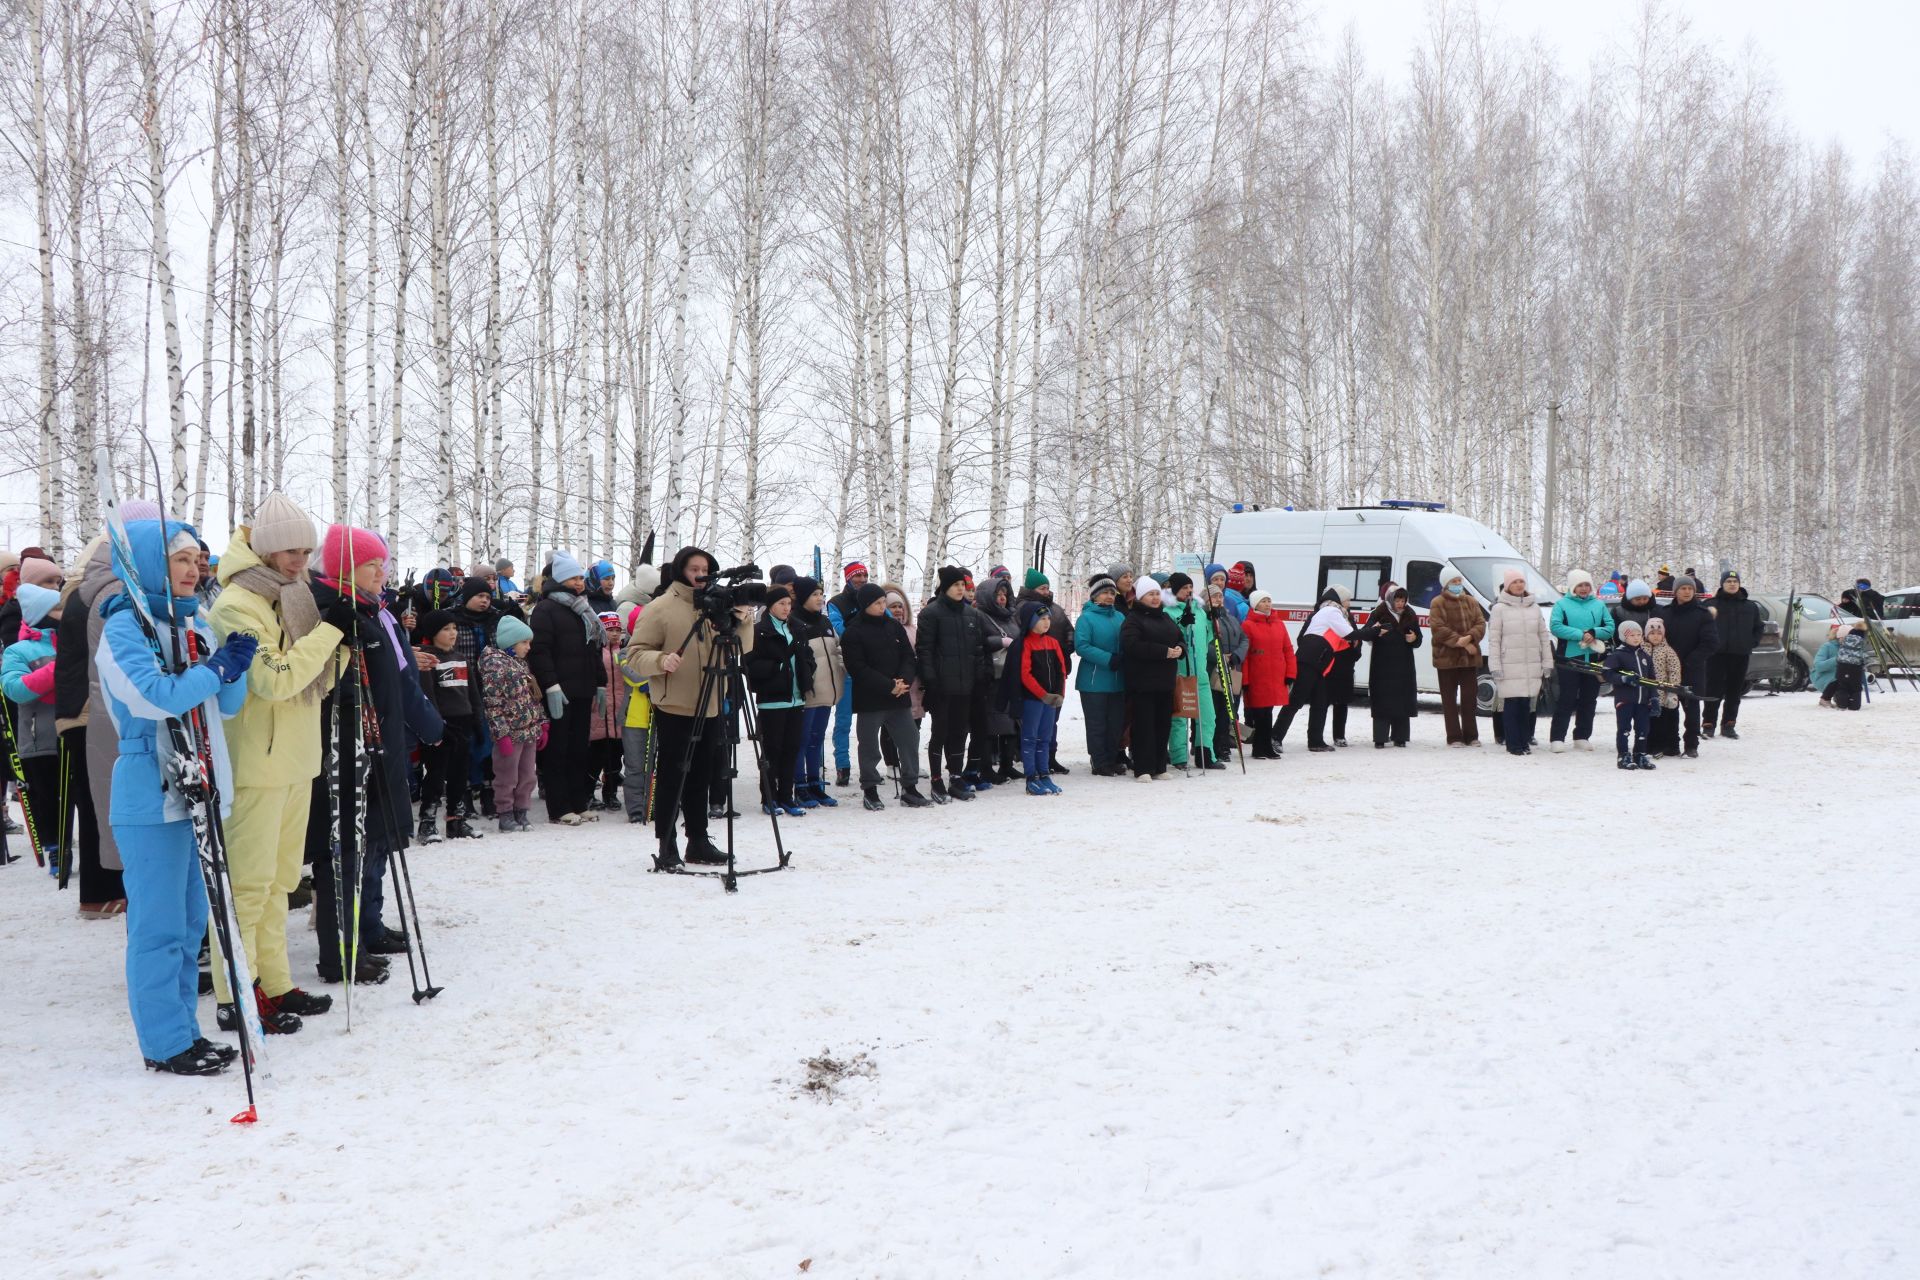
{"left": 1484, "top": 567, "right": 1555, "bottom": 756}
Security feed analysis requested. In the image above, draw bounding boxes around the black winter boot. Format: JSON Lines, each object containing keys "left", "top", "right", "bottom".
{"left": 835, "top": 767, "right": 851, "bottom": 787}
{"left": 416, "top": 803, "right": 443, "bottom": 845}
{"left": 1617, "top": 753, "right": 1636, "bottom": 770}
{"left": 655, "top": 836, "right": 683, "bottom": 872}
{"left": 861, "top": 787, "right": 885, "bottom": 811}
{"left": 928, "top": 777, "right": 950, "bottom": 804}
{"left": 1634, "top": 753, "right": 1657, "bottom": 770}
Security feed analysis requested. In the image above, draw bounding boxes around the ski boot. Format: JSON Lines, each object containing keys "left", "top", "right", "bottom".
{"left": 928, "top": 777, "right": 951, "bottom": 805}
{"left": 274, "top": 988, "right": 333, "bottom": 1017}
{"left": 796, "top": 781, "right": 821, "bottom": 809}
{"left": 1048, "top": 755, "right": 1071, "bottom": 776}
{"left": 1025, "top": 777, "right": 1049, "bottom": 796}
{"left": 861, "top": 787, "right": 885, "bottom": 811}
{"left": 366, "top": 926, "right": 411, "bottom": 956}
{"left": 416, "top": 802, "right": 443, "bottom": 845}
{"left": 782, "top": 803, "right": 808, "bottom": 818}
{"left": 217, "top": 983, "right": 302, "bottom": 1035}
{"left": 685, "top": 838, "right": 728, "bottom": 866}
{"left": 948, "top": 777, "right": 976, "bottom": 802}
{"left": 192, "top": 1038, "right": 239, "bottom": 1066}
{"left": 810, "top": 782, "right": 838, "bottom": 808}
{"left": 656, "top": 836, "right": 683, "bottom": 872}
{"left": 964, "top": 769, "right": 994, "bottom": 793}
{"left": 145, "top": 1044, "right": 231, "bottom": 1076}
{"left": 899, "top": 786, "right": 933, "bottom": 808}
{"left": 1039, "top": 776, "right": 1062, "bottom": 795}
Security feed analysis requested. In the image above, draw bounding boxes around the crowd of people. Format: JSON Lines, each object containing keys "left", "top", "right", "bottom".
{"left": 0, "top": 500, "right": 1890, "bottom": 1081}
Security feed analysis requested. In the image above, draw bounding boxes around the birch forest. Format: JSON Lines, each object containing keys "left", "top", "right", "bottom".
{"left": 1, "top": 0, "right": 1914, "bottom": 593}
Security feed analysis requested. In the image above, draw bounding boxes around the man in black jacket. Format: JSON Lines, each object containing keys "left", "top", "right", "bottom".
{"left": 528, "top": 552, "right": 607, "bottom": 824}
{"left": 1658, "top": 577, "right": 1718, "bottom": 757}
{"left": 1703, "top": 571, "right": 1763, "bottom": 739}
{"left": 840, "top": 583, "right": 932, "bottom": 810}
{"left": 914, "top": 566, "right": 996, "bottom": 802}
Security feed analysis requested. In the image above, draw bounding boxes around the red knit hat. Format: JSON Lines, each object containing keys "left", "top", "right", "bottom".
{"left": 320, "top": 525, "right": 390, "bottom": 581}
{"left": 1226, "top": 564, "right": 1249, "bottom": 594}
{"left": 843, "top": 561, "right": 868, "bottom": 582}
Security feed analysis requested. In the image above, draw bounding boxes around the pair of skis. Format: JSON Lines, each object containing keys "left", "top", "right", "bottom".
{"left": 1554, "top": 661, "right": 1701, "bottom": 704}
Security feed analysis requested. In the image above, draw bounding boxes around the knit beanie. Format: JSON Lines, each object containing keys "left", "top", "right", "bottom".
{"left": 853, "top": 582, "right": 887, "bottom": 611}
{"left": 1107, "top": 562, "right": 1133, "bottom": 581}
{"left": 769, "top": 564, "right": 796, "bottom": 585}
{"left": 1248, "top": 588, "right": 1273, "bottom": 610}
{"left": 415, "top": 608, "right": 457, "bottom": 644}
{"left": 1625, "top": 579, "right": 1651, "bottom": 600}
{"left": 844, "top": 561, "right": 869, "bottom": 581}
{"left": 1024, "top": 568, "right": 1049, "bottom": 591}
{"left": 459, "top": 576, "right": 493, "bottom": 606}
{"left": 1165, "top": 572, "right": 1193, "bottom": 596}
{"left": 792, "top": 576, "right": 822, "bottom": 607}
{"left": 988, "top": 565, "right": 1010, "bottom": 582}
{"left": 1134, "top": 578, "right": 1163, "bottom": 605}
{"left": 936, "top": 565, "right": 968, "bottom": 594}
{"left": 1204, "top": 563, "right": 1226, "bottom": 582}
{"left": 1566, "top": 568, "right": 1593, "bottom": 594}
{"left": 1088, "top": 576, "right": 1117, "bottom": 600}
{"left": 495, "top": 615, "right": 533, "bottom": 649}
{"left": 250, "top": 493, "right": 317, "bottom": 555}
{"left": 318, "top": 525, "right": 388, "bottom": 582}
{"left": 1226, "top": 564, "right": 1249, "bottom": 594}
{"left": 15, "top": 583, "right": 60, "bottom": 628}
{"left": 18, "top": 558, "right": 63, "bottom": 588}
{"left": 628, "top": 563, "right": 661, "bottom": 599}
{"left": 494, "top": 557, "right": 515, "bottom": 574}
{"left": 1017, "top": 600, "right": 1051, "bottom": 632}
{"left": 549, "top": 551, "right": 586, "bottom": 583}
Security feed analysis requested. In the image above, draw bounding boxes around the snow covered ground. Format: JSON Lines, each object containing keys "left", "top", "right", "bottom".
{"left": 3, "top": 691, "right": 1916, "bottom": 1279}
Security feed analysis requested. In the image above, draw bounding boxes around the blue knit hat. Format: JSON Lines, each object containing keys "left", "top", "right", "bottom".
{"left": 550, "top": 551, "right": 586, "bottom": 583}
{"left": 495, "top": 615, "right": 533, "bottom": 649}
{"left": 15, "top": 582, "right": 61, "bottom": 628}
{"left": 1626, "top": 579, "right": 1651, "bottom": 600}
{"left": 1204, "top": 562, "right": 1227, "bottom": 582}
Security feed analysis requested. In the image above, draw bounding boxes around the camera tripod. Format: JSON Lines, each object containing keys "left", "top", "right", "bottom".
{"left": 649, "top": 613, "right": 793, "bottom": 893}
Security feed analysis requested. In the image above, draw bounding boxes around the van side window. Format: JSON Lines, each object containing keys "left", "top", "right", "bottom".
{"left": 1318, "top": 556, "right": 1392, "bottom": 607}
{"left": 1407, "top": 560, "right": 1443, "bottom": 608}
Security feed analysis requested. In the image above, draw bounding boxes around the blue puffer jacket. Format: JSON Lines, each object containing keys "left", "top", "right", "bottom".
{"left": 1811, "top": 639, "right": 1839, "bottom": 693}
{"left": 1073, "top": 602, "right": 1126, "bottom": 694}
{"left": 96, "top": 519, "right": 249, "bottom": 826}
{"left": 1550, "top": 592, "right": 1616, "bottom": 663}
{"left": 1, "top": 624, "right": 60, "bottom": 757}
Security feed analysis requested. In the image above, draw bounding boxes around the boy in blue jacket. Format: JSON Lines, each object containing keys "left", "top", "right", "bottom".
{"left": 1602, "top": 620, "right": 1658, "bottom": 771}
{"left": 97, "top": 519, "right": 257, "bottom": 1075}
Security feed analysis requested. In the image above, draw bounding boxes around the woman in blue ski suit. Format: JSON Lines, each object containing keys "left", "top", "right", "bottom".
{"left": 97, "top": 519, "right": 257, "bottom": 1076}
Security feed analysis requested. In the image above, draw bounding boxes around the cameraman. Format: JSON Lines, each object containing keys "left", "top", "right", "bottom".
{"left": 622, "top": 546, "right": 756, "bottom": 869}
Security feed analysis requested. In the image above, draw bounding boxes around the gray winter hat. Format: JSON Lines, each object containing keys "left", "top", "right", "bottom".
{"left": 1088, "top": 576, "right": 1117, "bottom": 599}
{"left": 1107, "top": 562, "right": 1133, "bottom": 580}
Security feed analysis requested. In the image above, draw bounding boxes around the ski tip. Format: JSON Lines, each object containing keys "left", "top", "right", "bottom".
{"left": 414, "top": 986, "right": 444, "bottom": 1004}
{"left": 230, "top": 1106, "right": 259, "bottom": 1126}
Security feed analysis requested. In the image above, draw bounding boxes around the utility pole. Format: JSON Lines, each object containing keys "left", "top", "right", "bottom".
{"left": 1540, "top": 401, "right": 1561, "bottom": 581}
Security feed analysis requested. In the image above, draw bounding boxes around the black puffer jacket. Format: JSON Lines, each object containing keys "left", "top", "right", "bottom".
{"left": 1120, "top": 604, "right": 1183, "bottom": 693}
{"left": 1659, "top": 595, "right": 1720, "bottom": 690}
{"left": 746, "top": 610, "right": 817, "bottom": 704}
{"left": 529, "top": 583, "right": 608, "bottom": 701}
{"left": 841, "top": 608, "right": 917, "bottom": 712}
{"left": 1710, "top": 586, "right": 1764, "bottom": 657}
{"left": 914, "top": 595, "right": 993, "bottom": 697}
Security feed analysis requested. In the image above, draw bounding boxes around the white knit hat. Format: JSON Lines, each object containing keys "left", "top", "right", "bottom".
{"left": 1566, "top": 568, "right": 1593, "bottom": 593}
{"left": 1134, "top": 578, "right": 1163, "bottom": 604}
{"left": 250, "top": 493, "right": 317, "bottom": 555}
{"left": 1248, "top": 589, "right": 1272, "bottom": 610}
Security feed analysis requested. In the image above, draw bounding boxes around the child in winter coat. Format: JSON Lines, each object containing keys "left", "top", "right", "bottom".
{"left": 1832, "top": 619, "right": 1870, "bottom": 710}
{"left": 586, "top": 609, "right": 631, "bottom": 811}
{"left": 479, "top": 615, "right": 545, "bottom": 832}
{"left": 97, "top": 518, "right": 255, "bottom": 1076}
{"left": 1811, "top": 619, "right": 1846, "bottom": 706}
{"left": 1006, "top": 601, "right": 1066, "bottom": 795}
{"left": 1602, "top": 620, "right": 1660, "bottom": 769}
{"left": 415, "top": 609, "right": 485, "bottom": 841}
{"left": 612, "top": 603, "right": 654, "bottom": 825}
{"left": 1643, "top": 617, "right": 1684, "bottom": 756}
{"left": 1, "top": 583, "right": 66, "bottom": 871}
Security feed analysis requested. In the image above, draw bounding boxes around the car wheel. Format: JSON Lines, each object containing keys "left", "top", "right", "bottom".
{"left": 1475, "top": 673, "right": 1497, "bottom": 714}
{"left": 1774, "top": 654, "right": 1808, "bottom": 693}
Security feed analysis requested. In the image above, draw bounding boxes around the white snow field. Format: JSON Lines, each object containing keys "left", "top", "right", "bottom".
{"left": 2, "top": 691, "right": 1916, "bottom": 1279}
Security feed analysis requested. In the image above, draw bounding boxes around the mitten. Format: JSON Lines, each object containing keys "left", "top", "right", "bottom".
{"left": 544, "top": 685, "right": 566, "bottom": 719}
{"left": 321, "top": 599, "right": 359, "bottom": 633}
{"left": 207, "top": 633, "right": 259, "bottom": 683}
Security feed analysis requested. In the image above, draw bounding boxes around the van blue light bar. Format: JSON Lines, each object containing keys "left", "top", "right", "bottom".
{"left": 1381, "top": 499, "right": 1446, "bottom": 511}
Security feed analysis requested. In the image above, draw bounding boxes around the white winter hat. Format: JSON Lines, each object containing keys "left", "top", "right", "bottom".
{"left": 1248, "top": 589, "right": 1272, "bottom": 610}
{"left": 1566, "top": 568, "right": 1593, "bottom": 592}
{"left": 1617, "top": 619, "right": 1643, "bottom": 638}
{"left": 1500, "top": 566, "right": 1527, "bottom": 591}
{"left": 1134, "top": 578, "right": 1163, "bottom": 604}
{"left": 249, "top": 493, "right": 317, "bottom": 556}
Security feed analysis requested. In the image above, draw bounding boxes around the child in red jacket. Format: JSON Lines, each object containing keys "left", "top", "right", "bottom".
{"left": 1009, "top": 602, "right": 1066, "bottom": 796}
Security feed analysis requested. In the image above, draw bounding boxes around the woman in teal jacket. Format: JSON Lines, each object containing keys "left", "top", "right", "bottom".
{"left": 1549, "top": 569, "right": 1615, "bottom": 749}
{"left": 1074, "top": 576, "right": 1127, "bottom": 775}
{"left": 1811, "top": 620, "right": 1845, "bottom": 705}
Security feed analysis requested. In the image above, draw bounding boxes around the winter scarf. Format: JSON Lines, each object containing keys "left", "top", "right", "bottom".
{"left": 547, "top": 586, "right": 608, "bottom": 647}
{"left": 228, "top": 563, "right": 329, "bottom": 702}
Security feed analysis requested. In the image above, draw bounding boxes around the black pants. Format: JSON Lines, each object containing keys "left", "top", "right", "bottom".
{"left": 1249, "top": 705, "right": 1276, "bottom": 755}
{"left": 313, "top": 824, "right": 390, "bottom": 965}
{"left": 1501, "top": 696, "right": 1537, "bottom": 754}
{"left": 1372, "top": 710, "right": 1409, "bottom": 746}
{"left": 708, "top": 703, "right": 739, "bottom": 808}
{"left": 1328, "top": 653, "right": 1357, "bottom": 741}
{"left": 59, "top": 727, "right": 119, "bottom": 902}
{"left": 1651, "top": 706, "right": 1681, "bottom": 754}
{"left": 1128, "top": 691, "right": 1173, "bottom": 777}
{"left": 588, "top": 738, "right": 623, "bottom": 802}
{"left": 652, "top": 710, "right": 720, "bottom": 841}
{"left": 1704, "top": 654, "right": 1751, "bottom": 729}
{"left": 925, "top": 691, "right": 973, "bottom": 781}
{"left": 1615, "top": 700, "right": 1652, "bottom": 756}
{"left": 18, "top": 753, "right": 62, "bottom": 863}
{"left": 1680, "top": 695, "right": 1702, "bottom": 752}
{"left": 421, "top": 716, "right": 474, "bottom": 816}
{"left": 757, "top": 705, "right": 804, "bottom": 808}
{"left": 964, "top": 690, "right": 994, "bottom": 775}
{"left": 1832, "top": 663, "right": 1863, "bottom": 710}
{"left": 1211, "top": 689, "right": 1235, "bottom": 759}
{"left": 536, "top": 696, "right": 594, "bottom": 820}
{"left": 1080, "top": 691, "right": 1125, "bottom": 771}
{"left": 1277, "top": 675, "right": 1337, "bottom": 748}
{"left": 1550, "top": 665, "right": 1600, "bottom": 742}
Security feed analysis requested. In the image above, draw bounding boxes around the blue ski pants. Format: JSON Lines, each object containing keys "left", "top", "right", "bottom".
{"left": 1020, "top": 700, "right": 1059, "bottom": 779}
{"left": 830, "top": 682, "right": 853, "bottom": 771}
{"left": 117, "top": 820, "right": 208, "bottom": 1062}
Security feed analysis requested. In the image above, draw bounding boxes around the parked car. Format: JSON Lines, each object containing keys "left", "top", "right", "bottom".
{"left": 1880, "top": 586, "right": 1920, "bottom": 665}
{"left": 1740, "top": 600, "right": 1788, "bottom": 691}
{"left": 1751, "top": 593, "right": 1839, "bottom": 691}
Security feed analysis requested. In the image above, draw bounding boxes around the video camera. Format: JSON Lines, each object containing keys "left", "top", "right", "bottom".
{"left": 695, "top": 563, "right": 770, "bottom": 626}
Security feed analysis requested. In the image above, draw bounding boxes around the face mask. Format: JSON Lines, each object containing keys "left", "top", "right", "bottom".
{"left": 1445, "top": 583, "right": 1464, "bottom": 596}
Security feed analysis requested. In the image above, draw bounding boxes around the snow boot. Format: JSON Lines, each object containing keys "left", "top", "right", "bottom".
{"left": 446, "top": 816, "right": 484, "bottom": 840}
{"left": 861, "top": 787, "right": 885, "bottom": 811}
{"left": 685, "top": 839, "right": 728, "bottom": 866}
{"left": 317, "top": 955, "right": 391, "bottom": 985}
{"left": 811, "top": 783, "right": 839, "bottom": 808}
{"left": 1040, "top": 776, "right": 1062, "bottom": 795}
{"left": 835, "top": 767, "right": 851, "bottom": 787}
{"left": 948, "top": 778, "right": 976, "bottom": 802}
{"left": 218, "top": 984, "right": 302, "bottom": 1035}
{"left": 275, "top": 988, "right": 332, "bottom": 1017}
{"left": 498, "top": 814, "right": 519, "bottom": 834}
{"left": 1026, "top": 778, "right": 1048, "bottom": 796}
{"left": 1048, "top": 755, "right": 1071, "bottom": 776}
{"left": 1617, "top": 753, "right": 1635, "bottom": 770}
{"left": 928, "top": 777, "right": 951, "bottom": 805}
{"left": 797, "top": 784, "right": 820, "bottom": 809}
{"left": 656, "top": 837, "right": 683, "bottom": 872}
{"left": 416, "top": 803, "right": 443, "bottom": 845}
{"left": 1634, "top": 753, "right": 1657, "bottom": 770}
{"left": 1721, "top": 725, "right": 1740, "bottom": 740}
{"left": 900, "top": 786, "right": 932, "bottom": 808}
{"left": 479, "top": 791, "right": 496, "bottom": 817}
{"left": 145, "top": 1044, "right": 231, "bottom": 1076}
{"left": 191, "top": 1037, "right": 239, "bottom": 1065}
{"left": 514, "top": 809, "right": 533, "bottom": 831}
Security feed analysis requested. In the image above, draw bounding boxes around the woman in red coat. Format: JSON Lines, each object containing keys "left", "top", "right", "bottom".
{"left": 1240, "top": 590, "right": 1297, "bottom": 758}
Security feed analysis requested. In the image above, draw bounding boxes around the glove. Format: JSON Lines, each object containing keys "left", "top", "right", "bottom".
{"left": 1621, "top": 672, "right": 1640, "bottom": 687}
{"left": 537, "top": 724, "right": 550, "bottom": 750}
{"left": 321, "top": 599, "right": 359, "bottom": 633}
{"left": 206, "top": 633, "right": 258, "bottom": 684}
{"left": 545, "top": 685, "right": 566, "bottom": 720}
{"left": 498, "top": 738, "right": 515, "bottom": 757}
{"left": 1487, "top": 668, "right": 1501, "bottom": 682}
{"left": 1044, "top": 693, "right": 1065, "bottom": 709}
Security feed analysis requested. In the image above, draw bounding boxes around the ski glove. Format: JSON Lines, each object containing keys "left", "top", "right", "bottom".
{"left": 207, "top": 633, "right": 259, "bottom": 684}
{"left": 1043, "top": 693, "right": 1065, "bottom": 709}
{"left": 1619, "top": 671, "right": 1640, "bottom": 687}
{"left": 545, "top": 685, "right": 566, "bottom": 720}
{"left": 321, "top": 599, "right": 360, "bottom": 633}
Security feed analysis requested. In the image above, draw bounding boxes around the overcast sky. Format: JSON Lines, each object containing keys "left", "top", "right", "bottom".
{"left": 1324, "top": 0, "right": 1918, "bottom": 167}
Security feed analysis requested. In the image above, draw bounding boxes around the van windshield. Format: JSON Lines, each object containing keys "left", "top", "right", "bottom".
{"left": 1450, "top": 557, "right": 1560, "bottom": 604}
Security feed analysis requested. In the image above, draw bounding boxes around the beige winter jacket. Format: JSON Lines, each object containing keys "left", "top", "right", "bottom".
{"left": 1484, "top": 590, "right": 1555, "bottom": 700}
{"left": 620, "top": 581, "right": 755, "bottom": 718}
